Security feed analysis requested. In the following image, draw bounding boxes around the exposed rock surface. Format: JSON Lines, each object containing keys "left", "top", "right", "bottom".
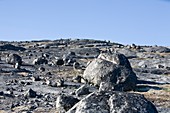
{"left": 98, "top": 52, "right": 132, "bottom": 70}
{"left": 0, "top": 39, "right": 169, "bottom": 113}
{"left": 67, "top": 91, "right": 158, "bottom": 113}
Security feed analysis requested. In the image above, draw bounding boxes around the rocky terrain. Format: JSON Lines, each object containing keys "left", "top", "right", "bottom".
{"left": 0, "top": 39, "right": 170, "bottom": 113}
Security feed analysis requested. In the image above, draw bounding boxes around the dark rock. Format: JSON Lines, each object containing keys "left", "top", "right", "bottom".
{"left": 156, "top": 64, "right": 164, "bottom": 69}
{"left": 83, "top": 58, "right": 137, "bottom": 91}
{"left": 38, "top": 67, "right": 45, "bottom": 72}
{"left": 166, "top": 66, "right": 170, "bottom": 70}
{"left": 33, "top": 56, "right": 48, "bottom": 65}
{"left": 72, "top": 75, "right": 82, "bottom": 83}
{"left": 73, "top": 62, "right": 82, "bottom": 71}
{"left": 67, "top": 91, "right": 158, "bottom": 113}
{"left": 54, "top": 57, "right": 65, "bottom": 66}
{"left": 31, "top": 75, "right": 41, "bottom": 81}
{"left": 24, "top": 88, "right": 37, "bottom": 98}
{"left": 6, "top": 53, "right": 22, "bottom": 68}
{"left": 56, "top": 94, "right": 79, "bottom": 112}
{"left": 0, "top": 91, "right": 3, "bottom": 95}
{"left": 75, "top": 84, "right": 90, "bottom": 96}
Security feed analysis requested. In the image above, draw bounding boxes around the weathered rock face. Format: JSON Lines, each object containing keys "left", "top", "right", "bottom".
{"left": 98, "top": 53, "right": 132, "bottom": 70}
{"left": 67, "top": 91, "right": 158, "bottom": 113}
{"left": 6, "top": 53, "right": 22, "bottom": 65}
{"left": 108, "top": 92, "right": 158, "bottom": 113}
{"left": 83, "top": 58, "right": 137, "bottom": 91}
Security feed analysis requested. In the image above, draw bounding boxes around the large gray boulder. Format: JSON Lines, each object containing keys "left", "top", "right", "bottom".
{"left": 98, "top": 53, "right": 132, "bottom": 70}
{"left": 67, "top": 91, "right": 158, "bottom": 113}
{"left": 83, "top": 58, "right": 137, "bottom": 91}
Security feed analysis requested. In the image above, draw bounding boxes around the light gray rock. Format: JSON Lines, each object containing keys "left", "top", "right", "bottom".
{"left": 108, "top": 91, "right": 158, "bottom": 113}
{"left": 83, "top": 58, "right": 137, "bottom": 91}
{"left": 98, "top": 53, "right": 132, "bottom": 70}
{"left": 46, "top": 78, "right": 64, "bottom": 87}
{"left": 99, "top": 82, "right": 114, "bottom": 92}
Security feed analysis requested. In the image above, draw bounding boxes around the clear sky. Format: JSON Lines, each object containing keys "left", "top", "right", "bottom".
{"left": 0, "top": 0, "right": 170, "bottom": 46}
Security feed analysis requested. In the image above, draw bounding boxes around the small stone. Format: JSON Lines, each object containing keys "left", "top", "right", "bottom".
{"left": 24, "top": 88, "right": 37, "bottom": 98}
{"left": 75, "top": 84, "right": 90, "bottom": 96}
{"left": 31, "top": 75, "right": 41, "bottom": 81}
{"left": 56, "top": 94, "right": 79, "bottom": 112}
{"left": 156, "top": 64, "right": 164, "bottom": 69}
{"left": 51, "top": 79, "right": 64, "bottom": 87}
{"left": 0, "top": 91, "right": 4, "bottom": 95}
{"left": 72, "top": 75, "right": 81, "bottom": 83}
{"left": 38, "top": 67, "right": 45, "bottom": 72}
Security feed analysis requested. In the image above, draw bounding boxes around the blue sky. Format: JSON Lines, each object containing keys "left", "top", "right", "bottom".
{"left": 0, "top": 0, "right": 170, "bottom": 46}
